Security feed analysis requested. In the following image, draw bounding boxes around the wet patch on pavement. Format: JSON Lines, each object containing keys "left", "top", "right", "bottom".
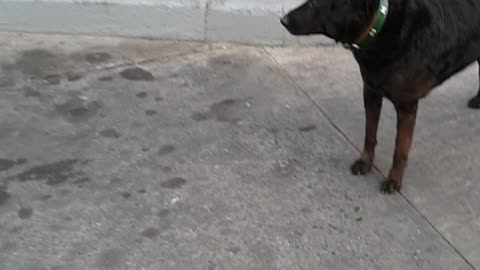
{"left": 192, "top": 98, "right": 252, "bottom": 124}
{"left": 13, "top": 159, "right": 88, "bottom": 186}
{"left": 120, "top": 67, "right": 154, "bottom": 81}
{"left": 84, "top": 52, "right": 112, "bottom": 64}
{"left": 141, "top": 227, "right": 160, "bottom": 239}
{"left": 160, "top": 177, "right": 187, "bottom": 189}
{"left": 99, "top": 128, "right": 121, "bottom": 139}
{"left": 55, "top": 96, "right": 103, "bottom": 122}
{"left": 0, "top": 189, "right": 12, "bottom": 206}
{"left": 158, "top": 145, "right": 175, "bottom": 156}
{"left": 17, "top": 207, "right": 33, "bottom": 219}
{"left": 0, "top": 158, "right": 27, "bottom": 172}
{"left": 299, "top": 125, "right": 317, "bottom": 132}
{"left": 98, "top": 75, "right": 113, "bottom": 81}
{"left": 145, "top": 109, "right": 157, "bottom": 116}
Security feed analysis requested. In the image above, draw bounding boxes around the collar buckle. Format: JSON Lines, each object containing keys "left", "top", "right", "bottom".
{"left": 342, "top": 43, "right": 360, "bottom": 50}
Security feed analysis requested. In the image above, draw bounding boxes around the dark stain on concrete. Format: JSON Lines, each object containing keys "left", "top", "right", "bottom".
{"left": 155, "top": 97, "right": 164, "bottom": 102}
{"left": 0, "top": 158, "right": 27, "bottom": 172}
{"left": 73, "top": 177, "right": 91, "bottom": 185}
{"left": 158, "top": 209, "right": 171, "bottom": 218}
{"left": 120, "top": 192, "right": 131, "bottom": 199}
{"left": 99, "top": 75, "right": 113, "bottom": 81}
{"left": 66, "top": 72, "right": 83, "bottom": 82}
{"left": 120, "top": 67, "right": 154, "bottom": 81}
{"left": 161, "top": 177, "right": 187, "bottom": 189}
{"left": 84, "top": 52, "right": 112, "bottom": 64}
{"left": 145, "top": 109, "right": 157, "bottom": 116}
{"left": 15, "top": 159, "right": 87, "bottom": 186}
{"left": 16, "top": 158, "right": 28, "bottom": 164}
{"left": 192, "top": 98, "right": 250, "bottom": 123}
{"left": 55, "top": 97, "right": 102, "bottom": 121}
{"left": 23, "top": 86, "right": 41, "bottom": 97}
{"left": 136, "top": 92, "right": 147, "bottom": 98}
{"left": 210, "top": 99, "right": 243, "bottom": 123}
{"left": 18, "top": 207, "right": 33, "bottom": 219}
{"left": 43, "top": 74, "right": 62, "bottom": 85}
{"left": 328, "top": 224, "right": 338, "bottom": 231}
{"left": 0, "top": 241, "right": 16, "bottom": 253}
{"left": 0, "top": 189, "right": 12, "bottom": 205}
{"left": 208, "top": 261, "right": 217, "bottom": 270}
{"left": 299, "top": 125, "right": 317, "bottom": 132}
{"left": 0, "top": 159, "right": 17, "bottom": 171}
{"left": 7, "top": 49, "right": 61, "bottom": 79}
{"left": 141, "top": 227, "right": 160, "bottom": 239}
{"left": 138, "top": 189, "right": 147, "bottom": 194}
{"left": 211, "top": 56, "right": 234, "bottom": 66}
{"left": 191, "top": 112, "right": 209, "bottom": 122}
{"left": 95, "top": 248, "right": 125, "bottom": 270}
{"left": 158, "top": 145, "right": 175, "bottom": 156}
{"left": 267, "top": 127, "right": 279, "bottom": 134}
{"left": 99, "top": 128, "right": 121, "bottom": 139}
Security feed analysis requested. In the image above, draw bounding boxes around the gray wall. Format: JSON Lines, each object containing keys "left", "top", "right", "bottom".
{"left": 0, "top": 0, "right": 332, "bottom": 45}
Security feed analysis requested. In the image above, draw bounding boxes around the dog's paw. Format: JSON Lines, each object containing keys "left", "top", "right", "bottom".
{"left": 468, "top": 96, "right": 480, "bottom": 109}
{"left": 380, "top": 180, "right": 401, "bottom": 194}
{"left": 351, "top": 159, "right": 372, "bottom": 175}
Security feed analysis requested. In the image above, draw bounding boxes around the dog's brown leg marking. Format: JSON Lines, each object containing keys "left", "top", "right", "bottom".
{"left": 381, "top": 101, "right": 418, "bottom": 194}
{"left": 351, "top": 89, "right": 383, "bottom": 175}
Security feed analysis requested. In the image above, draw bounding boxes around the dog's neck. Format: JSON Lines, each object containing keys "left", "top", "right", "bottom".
{"left": 353, "top": 0, "right": 409, "bottom": 65}
{"left": 344, "top": 0, "right": 390, "bottom": 50}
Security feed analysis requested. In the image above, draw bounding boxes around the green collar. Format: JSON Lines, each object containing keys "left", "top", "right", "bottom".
{"left": 347, "top": 0, "right": 389, "bottom": 50}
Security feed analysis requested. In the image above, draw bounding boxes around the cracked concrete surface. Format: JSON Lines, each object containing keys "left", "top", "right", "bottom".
{"left": 0, "top": 32, "right": 479, "bottom": 270}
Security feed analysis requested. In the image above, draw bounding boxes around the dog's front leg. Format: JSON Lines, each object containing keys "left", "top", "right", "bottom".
{"left": 351, "top": 89, "right": 383, "bottom": 175}
{"left": 381, "top": 101, "right": 418, "bottom": 193}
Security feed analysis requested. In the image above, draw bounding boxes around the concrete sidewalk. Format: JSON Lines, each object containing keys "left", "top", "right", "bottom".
{"left": 0, "top": 32, "right": 479, "bottom": 270}
{"left": 0, "top": 0, "right": 331, "bottom": 46}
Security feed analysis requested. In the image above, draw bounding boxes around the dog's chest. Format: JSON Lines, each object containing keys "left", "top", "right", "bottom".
{"left": 361, "top": 65, "right": 436, "bottom": 102}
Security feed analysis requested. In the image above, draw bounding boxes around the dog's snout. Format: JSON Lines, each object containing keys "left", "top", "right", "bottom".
{"left": 280, "top": 15, "right": 290, "bottom": 27}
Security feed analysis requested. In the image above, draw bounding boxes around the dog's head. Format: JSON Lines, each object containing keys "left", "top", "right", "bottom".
{"left": 280, "top": 0, "right": 374, "bottom": 43}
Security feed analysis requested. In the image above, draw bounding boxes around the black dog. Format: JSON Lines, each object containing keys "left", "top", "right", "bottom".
{"left": 281, "top": 0, "right": 480, "bottom": 193}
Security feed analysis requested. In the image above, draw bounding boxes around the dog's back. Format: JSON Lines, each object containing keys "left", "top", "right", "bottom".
{"left": 409, "top": 0, "right": 480, "bottom": 83}
{"left": 355, "top": 0, "right": 480, "bottom": 87}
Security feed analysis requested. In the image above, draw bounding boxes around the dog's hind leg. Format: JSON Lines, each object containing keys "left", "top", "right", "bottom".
{"left": 467, "top": 60, "right": 480, "bottom": 109}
